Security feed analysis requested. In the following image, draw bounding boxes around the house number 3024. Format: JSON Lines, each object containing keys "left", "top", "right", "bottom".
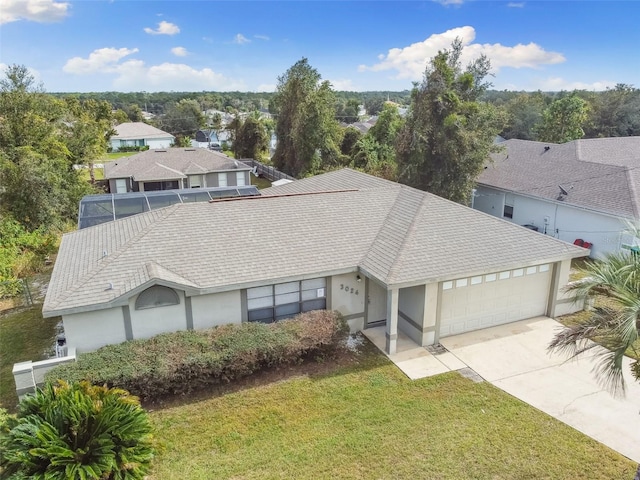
{"left": 339, "top": 284, "right": 359, "bottom": 295}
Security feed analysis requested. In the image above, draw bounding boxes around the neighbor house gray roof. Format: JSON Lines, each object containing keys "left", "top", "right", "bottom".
{"left": 104, "top": 148, "right": 250, "bottom": 182}
{"left": 111, "top": 122, "right": 174, "bottom": 140}
{"left": 44, "top": 169, "right": 586, "bottom": 317}
{"left": 478, "top": 137, "right": 640, "bottom": 219}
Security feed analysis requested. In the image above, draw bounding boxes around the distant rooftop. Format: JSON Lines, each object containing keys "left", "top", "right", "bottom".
{"left": 111, "top": 122, "right": 174, "bottom": 140}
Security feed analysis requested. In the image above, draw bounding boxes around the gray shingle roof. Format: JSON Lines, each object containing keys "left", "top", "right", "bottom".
{"left": 44, "top": 168, "right": 586, "bottom": 317}
{"left": 478, "top": 137, "right": 640, "bottom": 218}
{"left": 104, "top": 148, "right": 249, "bottom": 182}
{"left": 111, "top": 122, "right": 174, "bottom": 140}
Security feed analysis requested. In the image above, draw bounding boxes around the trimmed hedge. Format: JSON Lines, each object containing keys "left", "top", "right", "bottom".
{"left": 46, "top": 310, "right": 348, "bottom": 400}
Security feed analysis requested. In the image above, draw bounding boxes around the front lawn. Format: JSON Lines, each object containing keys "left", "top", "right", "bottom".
{"left": 148, "top": 340, "right": 635, "bottom": 479}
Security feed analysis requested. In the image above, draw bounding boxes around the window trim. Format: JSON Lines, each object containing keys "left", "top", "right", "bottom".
{"left": 246, "top": 278, "right": 327, "bottom": 323}
{"left": 135, "top": 285, "right": 180, "bottom": 310}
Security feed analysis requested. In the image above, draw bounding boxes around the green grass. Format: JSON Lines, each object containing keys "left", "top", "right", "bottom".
{"left": 251, "top": 175, "right": 274, "bottom": 189}
{"left": 148, "top": 342, "right": 635, "bottom": 479}
{"left": 102, "top": 151, "right": 138, "bottom": 162}
{"left": 0, "top": 306, "right": 60, "bottom": 411}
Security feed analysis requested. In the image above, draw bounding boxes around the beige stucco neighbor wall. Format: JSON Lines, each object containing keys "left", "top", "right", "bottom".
{"left": 129, "top": 290, "right": 187, "bottom": 340}
{"left": 63, "top": 309, "right": 127, "bottom": 353}
{"left": 331, "top": 273, "right": 365, "bottom": 332}
{"left": 191, "top": 290, "right": 242, "bottom": 330}
{"left": 552, "top": 259, "right": 586, "bottom": 316}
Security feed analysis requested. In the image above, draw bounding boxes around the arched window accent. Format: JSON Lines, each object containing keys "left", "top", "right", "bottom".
{"left": 135, "top": 285, "right": 180, "bottom": 310}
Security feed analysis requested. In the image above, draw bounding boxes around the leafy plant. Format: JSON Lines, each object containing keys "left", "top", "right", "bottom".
{"left": 0, "top": 381, "right": 155, "bottom": 479}
{"left": 47, "top": 311, "right": 348, "bottom": 401}
{"left": 549, "top": 222, "right": 640, "bottom": 395}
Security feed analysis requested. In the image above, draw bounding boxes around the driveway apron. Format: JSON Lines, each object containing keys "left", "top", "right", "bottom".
{"left": 440, "top": 317, "right": 640, "bottom": 463}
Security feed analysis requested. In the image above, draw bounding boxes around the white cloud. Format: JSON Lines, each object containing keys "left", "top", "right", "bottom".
{"left": 532, "top": 77, "right": 616, "bottom": 92}
{"left": 62, "top": 47, "right": 244, "bottom": 91}
{"left": 113, "top": 62, "right": 245, "bottom": 91}
{"left": 63, "top": 47, "right": 139, "bottom": 74}
{"left": 171, "top": 46, "right": 189, "bottom": 57}
{"left": 254, "top": 35, "right": 270, "bottom": 41}
{"left": 433, "top": 0, "right": 464, "bottom": 6}
{"left": 1, "top": 0, "right": 70, "bottom": 24}
{"left": 256, "top": 83, "right": 276, "bottom": 92}
{"left": 329, "top": 79, "right": 359, "bottom": 91}
{"left": 233, "top": 34, "right": 251, "bottom": 45}
{"left": 507, "top": 2, "right": 526, "bottom": 7}
{"left": 359, "top": 26, "right": 565, "bottom": 80}
{"left": 144, "top": 21, "right": 180, "bottom": 36}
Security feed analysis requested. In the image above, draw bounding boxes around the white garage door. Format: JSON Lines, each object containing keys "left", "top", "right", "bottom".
{"left": 439, "top": 264, "right": 552, "bottom": 338}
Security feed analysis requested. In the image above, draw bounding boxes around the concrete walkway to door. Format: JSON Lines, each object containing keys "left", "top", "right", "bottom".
{"left": 440, "top": 316, "right": 640, "bottom": 464}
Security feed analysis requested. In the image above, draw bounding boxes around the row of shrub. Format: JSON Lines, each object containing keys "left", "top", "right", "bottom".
{"left": 107, "top": 145, "right": 150, "bottom": 153}
{"left": 46, "top": 310, "right": 348, "bottom": 400}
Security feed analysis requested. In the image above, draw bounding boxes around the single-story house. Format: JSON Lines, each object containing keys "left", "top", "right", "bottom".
{"left": 474, "top": 136, "right": 640, "bottom": 258}
{"left": 104, "top": 148, "right": 253, "bottom": 193}
{"left": 43, "top": 169, "right": 587, "bottom": 355}
{"left": 109, "top": 122, "right": 174, "bottom": 152}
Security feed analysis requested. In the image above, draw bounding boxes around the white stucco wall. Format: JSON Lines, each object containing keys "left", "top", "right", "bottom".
{"left": 190, "top": 290, "right": 242, "bottom": 330}
{"left": 331, "top": 273, "right": 365, "bottom": 331}
{"left": 398, "top": 285, "right": 425, "bottom": 345}
{"left": 474, "top": 186, "right": 626, "bottom": 258}
{"left": 63, "top": 308, "right": 127, "bottom": 353}
{"left": 128, "top": 290, "right": 187, "bottom": 340}
{"left": 146, "top": 138, "right": 174, "bottom": 149}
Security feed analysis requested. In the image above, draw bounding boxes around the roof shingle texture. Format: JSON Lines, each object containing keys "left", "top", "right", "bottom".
{"left": 104, "top": 148, "right": 248, "bottom": 181}
{"left": 44, "top": 168, "right": 585, "bottom": 316}
{"left": 111, "top": 122, "right": 174, "bottom": 140}
{"left": 478, "top": 137, "right": 640, "bottom": 218}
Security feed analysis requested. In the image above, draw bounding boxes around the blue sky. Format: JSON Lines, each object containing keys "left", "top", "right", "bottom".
{"left": 1, "top": 1, "right": 638, "bottom": 92}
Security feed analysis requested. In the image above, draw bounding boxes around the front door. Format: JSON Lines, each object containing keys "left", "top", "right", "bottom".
{"left": 367, "top": 279, "right": 387, "bottom": 327}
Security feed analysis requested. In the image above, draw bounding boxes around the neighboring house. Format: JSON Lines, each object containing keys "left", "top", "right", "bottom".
{"left": 474, "top": 137, "right": 640, "bottom": 258}
{"left": 109, "top": 122, "right": 174, "bottom": 152}
{"left": 104, "top": 148, "right": 252, "bottom": 193}
{"left": 43, "top": 169, "right": 586, "bottom": 355}
{"left": 192, "top": 129, "right": 222, "bottom": 150}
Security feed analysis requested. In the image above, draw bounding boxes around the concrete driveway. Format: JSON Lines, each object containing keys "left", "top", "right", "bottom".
{"left": 440, "top": 316, "right": 640, "bottom": 463}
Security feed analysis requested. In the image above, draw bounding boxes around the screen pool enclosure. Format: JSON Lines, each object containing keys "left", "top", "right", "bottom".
{"left": 78, "top": 186, "right": 260, "bottom": 229}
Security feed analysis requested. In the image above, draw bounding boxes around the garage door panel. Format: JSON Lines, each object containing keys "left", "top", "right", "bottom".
{"left": 440, "top": 266, "right": 551, "bottom": 338}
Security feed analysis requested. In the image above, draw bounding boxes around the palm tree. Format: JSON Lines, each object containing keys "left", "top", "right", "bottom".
{"left": 549, "top": 223, "right": 640, "bottom": 396}
{"left": 0, "top": 381, "right": 155, "bottom": 479}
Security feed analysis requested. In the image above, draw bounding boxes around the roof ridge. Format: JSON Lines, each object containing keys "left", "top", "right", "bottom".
{"left": 359, "top": 186, "right": 425, "bottom": 282}
{"left": 154, "top": 162, "right": 186, "bottom": 177}
{"left": 386, "top": 189, "right": 430, "bottom": 282}
{"left": 48, "top": 207, "right": 181, "bottom": 309}
{"left": 625, "top": 167, "right": 640, "bottom": 219}
{"left": 143, "top": 260, "right": 199, "bottom": 287}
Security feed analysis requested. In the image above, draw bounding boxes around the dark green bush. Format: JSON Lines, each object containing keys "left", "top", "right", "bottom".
{"left": 46, "top": 310, "right": 348, "bottom": 400}
{"left": 113, "top": 145, "right": 150, "bottom": 153}
{"left": 0, "top": 381, "right": 155, "bottom": 479}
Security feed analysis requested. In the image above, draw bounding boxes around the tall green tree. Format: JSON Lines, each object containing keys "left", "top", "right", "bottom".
{"left": 396, "top": 40, "right": 507, "bottom": 204}
{"left": 585, "top": 84, "right": 640, "bottom": 138}
{"left": 235, "top": 113, "right": 270, "bottom": 159}
{"left": 501, "top": 92, "right": 547, "bottom": 140}
{"left": 535, "top": 92, "right": 589, "bottom": 143}
{"left": 0, "top": 64, "right": 93, "bottom": 230}
{"left": 63, "top": 97, "right": 114, "bottom": 183}
{"left": 157, "top": 98, "right": 204, "bottom": 137}
{"left": 271, "top": 58, "right": 341, "bottom": 177}
{"left": 0, "top": 381, "right": 155, "bottom": 479}
{"left": 549, "top": 223, "right": 640, "bottom": 396}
